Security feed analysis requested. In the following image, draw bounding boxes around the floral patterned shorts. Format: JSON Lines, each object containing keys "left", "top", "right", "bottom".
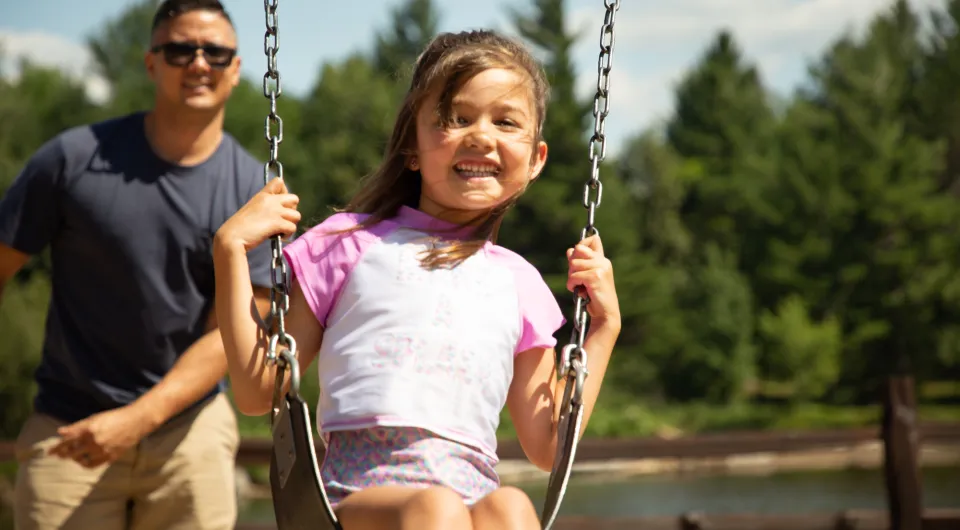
{"left": 320, "top": 426, "right": 500, "bottom": 507}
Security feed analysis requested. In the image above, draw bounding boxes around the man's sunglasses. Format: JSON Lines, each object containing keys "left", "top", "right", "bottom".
{"left": 150, "top": 42, "right": 237, "bottom": 69}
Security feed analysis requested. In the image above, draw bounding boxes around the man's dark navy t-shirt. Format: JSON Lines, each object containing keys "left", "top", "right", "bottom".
{"left": 0, "top": 112, "right": 274, "bottom": 424}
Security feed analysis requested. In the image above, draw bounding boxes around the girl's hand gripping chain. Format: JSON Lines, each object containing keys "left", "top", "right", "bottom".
{"left": 566, "top": 234, "right": 619, "bottom": 326}
{"left": 213, "top": 176, "right": 308, "bottom": 417}
{"left": 215, "top": 177, "right": 301, "bottom": 254}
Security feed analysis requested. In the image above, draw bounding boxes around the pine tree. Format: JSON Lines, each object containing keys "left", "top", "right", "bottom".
{"left": 373, "top": 0, "right": 440, "bottom": 81}
{"left": 774, "top": 0, "right": 953, "bottom": 400}
{"left": 915, "top": 0, "right": 960, "bottom": 379}
{"left": 653, "top": 30, "right": 782, "bottom": 402}
{"left": 666, "top": 30, "right": 780, "bottom": 263}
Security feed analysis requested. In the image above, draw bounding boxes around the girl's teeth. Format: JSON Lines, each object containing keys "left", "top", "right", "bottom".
{"left": 456, "top": 164, "right": 499, "bottom": 176}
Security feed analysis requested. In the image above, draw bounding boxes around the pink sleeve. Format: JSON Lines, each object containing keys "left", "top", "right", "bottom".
{"left": 513, "top": 260, "right": 566, "bottom": 354}
{"left": 281, "top": 212, "right": 368, "bottom": 328}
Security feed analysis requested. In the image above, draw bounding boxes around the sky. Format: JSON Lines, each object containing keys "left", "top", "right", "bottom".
{"left": 0, "top": 0, "right": 947, "bottom": 156}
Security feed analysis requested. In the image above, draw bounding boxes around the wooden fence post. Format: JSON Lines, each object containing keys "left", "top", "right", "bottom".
{"left": 882, "top": 375, "right": 923, "bottom": 530}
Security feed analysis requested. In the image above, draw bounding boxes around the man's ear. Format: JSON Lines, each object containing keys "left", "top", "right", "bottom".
{"left": 229, "top": 56, "right": 242, "bottom": 88}
{"left": 145, "top": 49, "right": 157, "bottom": 81}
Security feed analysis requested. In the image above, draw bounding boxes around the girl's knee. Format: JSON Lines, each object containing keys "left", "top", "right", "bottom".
{"left": 404, "top": 486, "right": 471, "bottom": 529}
{"left": 491, "top": 486, "right": 536, "bottom": 510}
{"left": 334, "top": 485, "right": 470, "bottom": 530}
{"left": 471, "top": 486, "right": 538, "bottom": 529}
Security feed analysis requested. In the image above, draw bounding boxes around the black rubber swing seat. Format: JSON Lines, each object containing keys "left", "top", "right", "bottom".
{"left": 269, "top": 391, "right": 343, "bottom": 530}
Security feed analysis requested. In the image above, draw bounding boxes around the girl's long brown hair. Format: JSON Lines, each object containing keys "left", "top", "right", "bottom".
{"left": 337, "top": 29, "right": 550, "bottom": 269}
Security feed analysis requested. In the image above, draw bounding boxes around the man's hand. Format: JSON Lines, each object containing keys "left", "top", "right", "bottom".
{"left": 48, "top": 405, "right": 154, "bottom": 468}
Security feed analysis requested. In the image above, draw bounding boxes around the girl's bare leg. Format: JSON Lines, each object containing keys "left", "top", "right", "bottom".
{"left": 335, "top": 485, "right": 473, "bottom": 530}
{"left": 469, "top": 486, "right": 540, "bottom": 530}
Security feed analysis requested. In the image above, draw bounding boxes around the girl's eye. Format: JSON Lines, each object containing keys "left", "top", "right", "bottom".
{"left": 436, "top": 116, "right": 469, "bottom": 129}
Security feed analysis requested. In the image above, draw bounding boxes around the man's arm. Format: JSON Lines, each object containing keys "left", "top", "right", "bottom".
{"left": 128, "top": 286, "right": 273, "bottom": 433}
{"left": 0, "top": 242, "right": 31, "bottom": 303}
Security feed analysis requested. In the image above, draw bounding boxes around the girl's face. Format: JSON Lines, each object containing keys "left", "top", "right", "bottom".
{"left": 413, "top": 67, "right": 548, "bottom": 224}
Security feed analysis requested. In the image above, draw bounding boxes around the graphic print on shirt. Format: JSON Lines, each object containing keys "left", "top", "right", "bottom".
{"left": 394, "top": 234, "right": 434, "bottom": 284}
{"left": 374, "top": 245, "right": 495, "bottom": 420}
{"left": 371, "top": 333, "right": 421, "bottom": 371}
{"left": 439, "top": 256, "right": 496, "bottom": 419}
{"left": 432, "top": 289, "right": 455, "bottom": 329}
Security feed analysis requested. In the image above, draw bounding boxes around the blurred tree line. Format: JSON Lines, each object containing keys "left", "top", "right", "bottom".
{"left": 2, "top": 0, "right": 960, "bottom": 441}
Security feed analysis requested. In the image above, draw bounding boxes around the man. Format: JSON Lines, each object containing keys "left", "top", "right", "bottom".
{"left": 0, "top": 1, "right": 273, "bottom": 528}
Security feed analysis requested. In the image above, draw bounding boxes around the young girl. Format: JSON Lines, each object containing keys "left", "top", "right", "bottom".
{"left": 213, "top": 29, "right": 620, "bottom": 530}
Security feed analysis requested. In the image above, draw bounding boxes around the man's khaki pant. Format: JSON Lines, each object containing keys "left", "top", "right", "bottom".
{"left": 13, "top": 393, "right": 240, "bottom": 530}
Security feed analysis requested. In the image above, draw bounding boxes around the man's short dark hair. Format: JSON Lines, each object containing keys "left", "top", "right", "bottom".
{"left": 151, "top": 0, "right": 234, "bottom": 33}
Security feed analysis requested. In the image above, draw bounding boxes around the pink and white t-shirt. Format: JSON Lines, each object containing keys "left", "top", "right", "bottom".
{"left": 281, "top": 206, "right": 565, "bottom": 461}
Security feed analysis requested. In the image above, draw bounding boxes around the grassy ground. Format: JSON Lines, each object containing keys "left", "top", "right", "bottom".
{"left": 234, "top": 373, "right": 960, "bottom": 439}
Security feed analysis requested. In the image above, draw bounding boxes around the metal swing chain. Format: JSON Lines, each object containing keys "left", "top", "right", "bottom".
{"left": 541, "top": 3, "right": 619, "bottom": 529}
{"left": 557, "top": 0, "right": 619, "bottom": 405}
{"left": 262, "top": 0, "right": 300, "bottom": 417}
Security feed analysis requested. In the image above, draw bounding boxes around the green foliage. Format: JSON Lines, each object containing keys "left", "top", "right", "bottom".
{"left": 0, "top": 275, "right": 49, "bottom": 438}
{"left": 86, "top": 0, "right": 157, "bottom": 114}
{"left": 374, "top": 0, "right": 440, "bottom": 81}
{"left": 297, "top": 54, "right": 399, "bottom": 219}
{"left": 666, "top": 30, "right": 780, "bottom": 261}
{"left": 0, "top": 62, "right": 100, "bottom": 172}
{"left": 769, "top": 0, "right": 954, "bottom": 400}
{"left": 758, "top": 295, "right": 842, "bottom": 400}
{"left": 499, "top": 387, "right": 960, "bottom": 439}
{"left": 665, "top": 244, "right": 758, "bottom": 403}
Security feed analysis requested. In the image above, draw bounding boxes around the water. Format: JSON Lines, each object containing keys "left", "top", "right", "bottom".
{"left": 1, "top": 466, "right": 956, "bottom": 528}
{"left": 238, "top": 466, "right": 960, "bottom": 524}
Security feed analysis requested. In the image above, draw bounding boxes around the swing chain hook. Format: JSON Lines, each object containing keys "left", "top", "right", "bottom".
{"left": 261, "top": 0, "right": 298, "bottom": 398}
{"left": 560, "top": 0, "right": 620, "bottom": 398}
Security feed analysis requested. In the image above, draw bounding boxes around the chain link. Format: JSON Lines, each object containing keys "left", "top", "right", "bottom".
{"left": 262, "top": 0, "right": 297, "bottom": 400}
{"left": 543, "top": 6, "right": 618, "bottom": 527}
{"left": 558, "top": 0, "right": 619, "bottom": 399}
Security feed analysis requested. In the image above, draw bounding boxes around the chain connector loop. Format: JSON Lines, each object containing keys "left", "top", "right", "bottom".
{"left": 571, "top": 356, "right": 588, "bottom": 404}
{"left": 557, "top": 345, "right": 589, "bottom": 403}
{"left": 278, "top": 347, "right": 301, "bottom": 396}
{"left": 557, "top": 344, "right": 574, "bottom": 381}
